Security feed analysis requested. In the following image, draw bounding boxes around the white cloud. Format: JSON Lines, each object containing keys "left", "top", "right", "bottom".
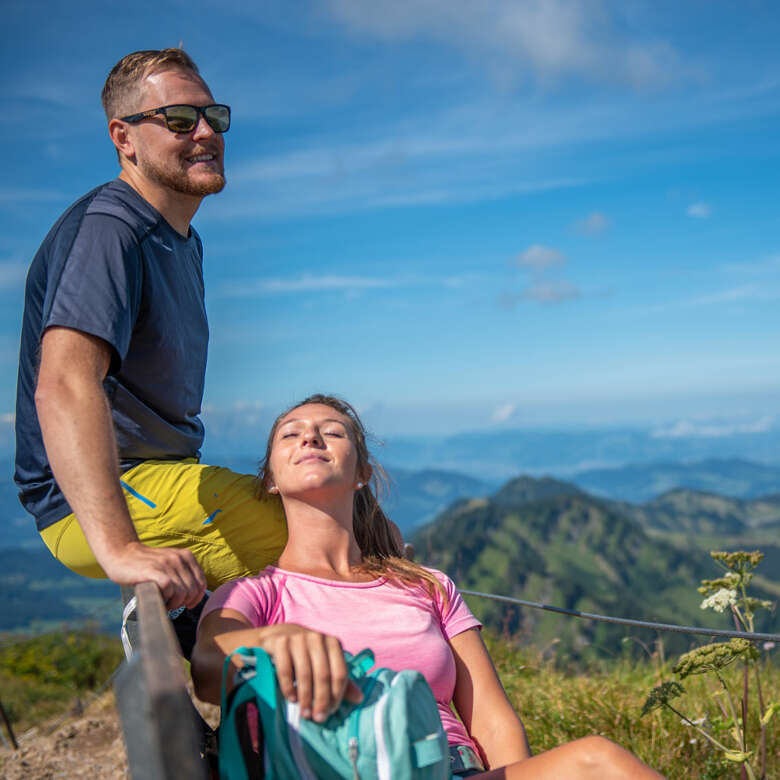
{"left": 652, "top": 415, "right": 775, "bottom": 439}
{"left": 575, "top": 211, "right": 611, "bottom": 235}
{"left": 491, "top": 403, "right": 516, "bottom": 423}
{"left": 220, "top": 274, "right": 398, "bottom": 297}
{"left": 633, "top": 283, "right": 780, "bottom": 314}
{"left": 321, "top": 0, "right": 682, "bottom": 89}
{"left": 217, "top": 272, "right": 486, "bottom": 298}
{"left": 686, "top": 202, "right": 711, "bottom": 218}
{"left": 523, "top": 280, "right": 581, "bottom": 303}
{"left": 515, "top": 244, "right": 566, "bottom": 270}
{"left": 500, "top": 280, "right": 582, "bottom": 307}
{"left": 687, "top": 284, "right": 780, "bottom": 306}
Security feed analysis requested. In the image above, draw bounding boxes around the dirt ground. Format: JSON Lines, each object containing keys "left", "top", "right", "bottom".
{"left": 0, "top": 693, "right": 128, "bottom": 780}
{"left": 0, "top": 687, "right": 220, "bottom": 780}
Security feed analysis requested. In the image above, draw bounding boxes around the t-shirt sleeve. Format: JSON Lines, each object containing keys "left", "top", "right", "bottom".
{"left": 44, "top": 214, "right": 144, "bottom": 367}
{"left": 429, "top": 569, "right": 482, "bottom": 640}
{"left": 198, "top": 576, "right": 274, "bottom": 630}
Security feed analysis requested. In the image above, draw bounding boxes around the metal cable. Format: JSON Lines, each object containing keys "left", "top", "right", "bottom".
{"left": 460, "top": 590, "right": 780, "bottom": 643}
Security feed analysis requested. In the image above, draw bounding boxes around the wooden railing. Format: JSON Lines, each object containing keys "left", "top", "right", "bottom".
{"left": 114, "top": 582, "right": 209, "bottom": 780}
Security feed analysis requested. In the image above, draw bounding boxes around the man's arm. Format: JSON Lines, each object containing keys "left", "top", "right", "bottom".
{"left": 35, "top": 326, "right": 206, "bottom": 609}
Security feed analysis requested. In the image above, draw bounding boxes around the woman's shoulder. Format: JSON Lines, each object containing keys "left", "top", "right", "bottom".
{"left": 202, "top": 566, "right": 283, "bottom": 624}
{"left": 419, "top": 565, "right": 459, "bottom": 590}
{"left": 208, "top": 566, "right": 282, "bottom": 602}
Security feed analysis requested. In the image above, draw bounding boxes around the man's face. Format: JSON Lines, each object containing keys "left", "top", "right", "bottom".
{"left": 127, "top": 68, "right": 226, "bottom": 198}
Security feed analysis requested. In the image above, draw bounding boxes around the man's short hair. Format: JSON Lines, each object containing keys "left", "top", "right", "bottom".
{"left": 101, "top": 48, "right": 202, "bottom": 120}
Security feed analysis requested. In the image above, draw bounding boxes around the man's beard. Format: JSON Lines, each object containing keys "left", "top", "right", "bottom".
{"left": 139, "top": 154, "right": 226, "bottom": 197}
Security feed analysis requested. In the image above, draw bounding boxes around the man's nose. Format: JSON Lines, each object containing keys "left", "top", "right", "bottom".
{"left": 191, "top": 115, "right": 216, "bottom": 141}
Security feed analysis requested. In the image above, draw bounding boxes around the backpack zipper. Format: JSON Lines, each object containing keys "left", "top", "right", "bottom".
{"left": 348, "top": 737, "right": 359, "bottom": 780}
{"left": 347, "top": 676, "right": 378, "bottom": 780}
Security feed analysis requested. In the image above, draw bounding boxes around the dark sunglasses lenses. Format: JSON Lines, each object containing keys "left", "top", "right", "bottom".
{"left": 164, "top": 105, "right": 230, "bottom": 133}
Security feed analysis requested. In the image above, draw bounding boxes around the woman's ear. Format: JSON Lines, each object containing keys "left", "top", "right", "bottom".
{"left": 358, "top": 464, "right": 373, "bottom": 487}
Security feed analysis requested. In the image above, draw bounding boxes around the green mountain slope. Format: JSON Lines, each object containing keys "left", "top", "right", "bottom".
{"left": 618, "top": 488, "right": 780, "bottom": 534}
{"left": 412, "top": 477, "right": 777, "bottom": 658}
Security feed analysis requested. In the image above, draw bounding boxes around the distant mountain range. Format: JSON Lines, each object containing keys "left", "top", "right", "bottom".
{"left": 2, "top": 451, "right": 779, "bottom": 644}
{"left": 3, "top": 456, "right": 780, "bottom": 547}
{"left": 572, "top": 458, "right": 780, "bottom": 502}
{"left": 375, "top": 426, "right": 780, "bottom": 482}
{"left": 0, "top": 547, "right": 119, "bottom": 633}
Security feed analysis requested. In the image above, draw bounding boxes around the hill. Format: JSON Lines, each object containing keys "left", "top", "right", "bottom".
{"left": 381, "top": 468, "right": 493, "bottom": 534}
{"left": 570, "top": 457, "right": 780, "bottom": 502}
{"left": 616, "top": 488, "right": 780, "bottom": 534}
{"left": 412, "top": 476, "right": 778, "bottom": 657}
{"left": 0, "top": 548, "right": 120, "bottom": 633}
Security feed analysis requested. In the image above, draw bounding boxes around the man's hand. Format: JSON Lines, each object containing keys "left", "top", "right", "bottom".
{"left": 35, "top": 326, "right": 206, "bottom": 609}
{"left": 104, "top": 541, "right": 206, "bottom": 610}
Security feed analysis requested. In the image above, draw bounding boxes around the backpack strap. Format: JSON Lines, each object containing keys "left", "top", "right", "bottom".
{"left": 345, "top": 648, "right": 375, "bottom": 679}
{"left": 220, "top": 647, "right": 281, "bottom": 779}
{"left": 221, "top": 647, "right": 278, "bottom": 715}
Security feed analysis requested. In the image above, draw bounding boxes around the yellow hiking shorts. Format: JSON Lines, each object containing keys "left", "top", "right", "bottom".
{"left": 39, "top": 459, "right": 288, "bottom": 591}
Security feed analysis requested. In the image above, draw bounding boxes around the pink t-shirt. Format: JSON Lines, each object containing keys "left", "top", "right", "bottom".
{"left": 201, "top": 565, "right": 482, "bottom": 750}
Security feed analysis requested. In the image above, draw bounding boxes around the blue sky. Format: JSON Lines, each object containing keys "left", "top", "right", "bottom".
{"left": 1, "top": 0, "right": 779, "bottom": 438}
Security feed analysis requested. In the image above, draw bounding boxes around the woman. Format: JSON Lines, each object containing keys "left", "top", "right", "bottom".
{"left": 191, "top": 395, "right": 665, "bottom": 779}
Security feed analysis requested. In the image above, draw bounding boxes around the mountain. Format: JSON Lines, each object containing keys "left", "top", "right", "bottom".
{"left": 411, "top": 476, "right": 778, "bottom": 658}
{"left": 195, "top": 416, "right": 780, "bottom": 485}
{"left": 0, "top": 547, "right": 120, "bottom": 633}
{"left": 381, "top": 468, "right": 494, "bottom": 534}
{"left": 617, "top": 489, "right": 780, "bottom": 534}
{"left": 0, "top": 475, "right": 40, "bottom": 550}
{"left": 570, "top": 458, "right": 780, "bottom": 502}
{"left": 491, "top": 476, "right": 584, "bottom": 506}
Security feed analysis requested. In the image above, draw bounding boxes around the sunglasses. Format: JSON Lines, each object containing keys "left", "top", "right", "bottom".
{"left": 120, "top": 104, "right": 231, "bottom": 134}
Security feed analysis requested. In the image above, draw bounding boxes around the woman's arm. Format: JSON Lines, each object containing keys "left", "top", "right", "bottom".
{"left": 191, "top": 609, "right": 362, "bottom": 720}
{"left": 450, "top": 628, "right": 531, "bottom": 769}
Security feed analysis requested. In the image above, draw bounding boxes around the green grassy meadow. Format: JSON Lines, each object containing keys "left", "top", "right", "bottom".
{"left": 1, "top": 628, "right": 776, "bottom": 778}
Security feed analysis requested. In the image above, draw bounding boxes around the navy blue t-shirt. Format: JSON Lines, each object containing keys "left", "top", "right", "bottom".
{"left": 15, "top": 179, "right": 209, "bottom": 532}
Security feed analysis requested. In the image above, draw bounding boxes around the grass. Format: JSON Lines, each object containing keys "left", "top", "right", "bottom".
{"left": 486, "top": 633, "right": 780, "bottom": 779}
{"left": 0, "top": 627, "right": 124, "bottom": 734}
{"left": 0, "top": 628, "right": 777, "bottom": 779}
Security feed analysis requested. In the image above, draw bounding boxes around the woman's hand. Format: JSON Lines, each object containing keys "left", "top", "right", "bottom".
{"left": 260, "top": 623, "right": 364, "bottom": 722}
{"left": 192, "top": 610, "right": 363, "bottom": 721}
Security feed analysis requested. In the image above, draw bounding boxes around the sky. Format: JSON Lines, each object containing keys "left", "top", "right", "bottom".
{"left": 1, "top": 0, "right": 779, "bottom": 438}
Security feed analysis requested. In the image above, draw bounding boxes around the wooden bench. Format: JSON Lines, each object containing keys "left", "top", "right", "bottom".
{"left": 114, "top": 582, "right": 209, "bottom": 780}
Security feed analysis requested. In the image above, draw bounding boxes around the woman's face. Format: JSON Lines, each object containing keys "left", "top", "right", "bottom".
{"left": 268, "top": 403, "right": 362, "bottom": 498}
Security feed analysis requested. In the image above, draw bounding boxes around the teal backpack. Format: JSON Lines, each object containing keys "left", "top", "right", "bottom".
{"left": 219, "top": 645, "right": 451, "bottom": 779}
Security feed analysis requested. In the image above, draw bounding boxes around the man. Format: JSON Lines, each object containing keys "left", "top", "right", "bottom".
{"left": 15, "top": 49, "right": 287, "bottom": 618}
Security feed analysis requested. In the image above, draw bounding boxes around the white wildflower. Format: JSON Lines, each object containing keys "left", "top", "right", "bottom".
{"left": 700, "top": 588, "right": 737, "bottom": 613}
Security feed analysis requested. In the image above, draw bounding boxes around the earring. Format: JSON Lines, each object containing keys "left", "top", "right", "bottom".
{"left": 356, "top": 482, "right": 364, "bottom": 489}
{"left": 268, "top": 486, "right": 279, "bottom": 494}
